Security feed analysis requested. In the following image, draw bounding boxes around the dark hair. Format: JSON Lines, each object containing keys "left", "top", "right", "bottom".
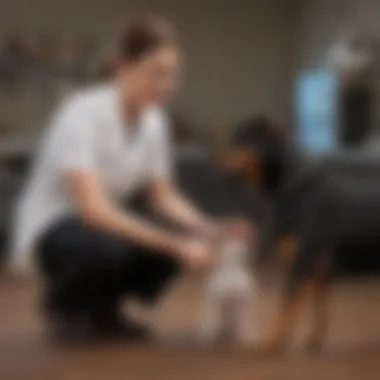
{"left": 118, "top": 15, "right": 178, "bottom": 63}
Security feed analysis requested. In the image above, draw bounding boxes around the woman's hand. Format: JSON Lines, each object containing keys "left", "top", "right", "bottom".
{"left": 174, "top": 218, "right": 255, "bottom": 272}
{"left": 178, "top": 238, "right": 215, "bottom": 272}
{"left": 219, "top": 218, "right": 256, "bottom": 243}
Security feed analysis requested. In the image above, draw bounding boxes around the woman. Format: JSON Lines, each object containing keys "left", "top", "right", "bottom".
{"left": 12, "top": 16, "right": 253, "bottom": 341}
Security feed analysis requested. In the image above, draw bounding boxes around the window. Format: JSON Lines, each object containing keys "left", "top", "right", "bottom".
{"left": 295, "top": 69, "right": 337, "bottom": 154}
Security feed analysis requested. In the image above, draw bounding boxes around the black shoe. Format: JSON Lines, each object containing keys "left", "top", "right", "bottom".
{"left": 46, "top": 313, "right": 99, "bottom": 345}
{"left": 42, "top": 295, "right": 90, "bottom": 345}
{"left": 90, "top": 311, "right": 152, "bottom": 342}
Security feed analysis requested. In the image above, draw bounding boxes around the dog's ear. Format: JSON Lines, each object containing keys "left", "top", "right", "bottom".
{"left": 246, "top": 151, "right": 262, "bottom": 188}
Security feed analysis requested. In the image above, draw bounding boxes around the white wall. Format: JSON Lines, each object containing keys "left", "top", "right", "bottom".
{"left": 0, "top": 0, "right": 293, "bottom": 131}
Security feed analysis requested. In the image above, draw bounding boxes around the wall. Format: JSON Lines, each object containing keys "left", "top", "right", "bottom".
{"left": 0, "top": 0, "right": 293, "bottom": 133}
{"left": 294, "top": 0, "right": 380, "bottom": 69}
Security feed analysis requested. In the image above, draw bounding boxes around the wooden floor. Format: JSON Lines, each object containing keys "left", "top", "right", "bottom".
{"left": 0, "top": 277, "right": 379, "bottom": 380}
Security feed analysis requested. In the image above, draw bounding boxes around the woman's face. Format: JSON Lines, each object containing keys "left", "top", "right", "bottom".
{"left": 122, "top": 46, "right": 181, "bottom": 106}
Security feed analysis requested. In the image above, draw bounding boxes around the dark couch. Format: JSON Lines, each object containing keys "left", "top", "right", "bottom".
{"left": 3, "top": 146, "right": 380, "bottom": 271}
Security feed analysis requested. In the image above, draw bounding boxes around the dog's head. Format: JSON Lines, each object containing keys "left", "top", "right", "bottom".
{"left": 218, "top": 115, "right": 304, "bottom": 267}
{"left": 219, "top": 115, "right": 286, "bottom": 195}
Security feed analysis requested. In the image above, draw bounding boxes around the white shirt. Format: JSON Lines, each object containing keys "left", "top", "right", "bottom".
{"left": 10, "top": 82, "right": 172, "bottom": 274}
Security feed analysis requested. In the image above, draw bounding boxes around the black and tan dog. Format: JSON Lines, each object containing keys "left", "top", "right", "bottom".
{"left": 221, "top": 115, "right": 380, "bottom": 352}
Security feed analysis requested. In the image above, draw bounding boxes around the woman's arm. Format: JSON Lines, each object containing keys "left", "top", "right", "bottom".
{"left": 148, "top": 179, "right": 256, "bottom": 244}
{"left": 148, "top": 178, "right": 218, "bottom": 237}
{"left": 67, "top": 170, "right": 184, "bottom": 255}
{"left": 53, "top": 99, "right": 212, "bottom": 269}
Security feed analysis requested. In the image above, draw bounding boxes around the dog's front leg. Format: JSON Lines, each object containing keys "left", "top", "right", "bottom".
{"left": 305, "top": 258, "right": 332, "bottom": 352}
{"left": 257, "top": 280, "right": 309, "bottom": 353}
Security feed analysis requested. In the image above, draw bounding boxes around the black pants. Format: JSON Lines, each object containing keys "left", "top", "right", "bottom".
{"left": 37, "top": 217, "right": 180, "bottom": 319}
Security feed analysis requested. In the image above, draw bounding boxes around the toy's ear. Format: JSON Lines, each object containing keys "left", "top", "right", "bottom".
{"left": 218, "top": 147, "right": 262, "bottom": 187}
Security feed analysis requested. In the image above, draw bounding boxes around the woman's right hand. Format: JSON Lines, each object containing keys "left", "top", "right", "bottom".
{"left": 177, "top": 239, "right": 215, "bottom": 272}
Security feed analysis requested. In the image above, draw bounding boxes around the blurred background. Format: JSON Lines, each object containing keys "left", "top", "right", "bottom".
{"left": 0, "top": 0, "right": 380, "bottom": 379}
{"left": 2, "top": 0, "right": 380, "bottom": 150}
